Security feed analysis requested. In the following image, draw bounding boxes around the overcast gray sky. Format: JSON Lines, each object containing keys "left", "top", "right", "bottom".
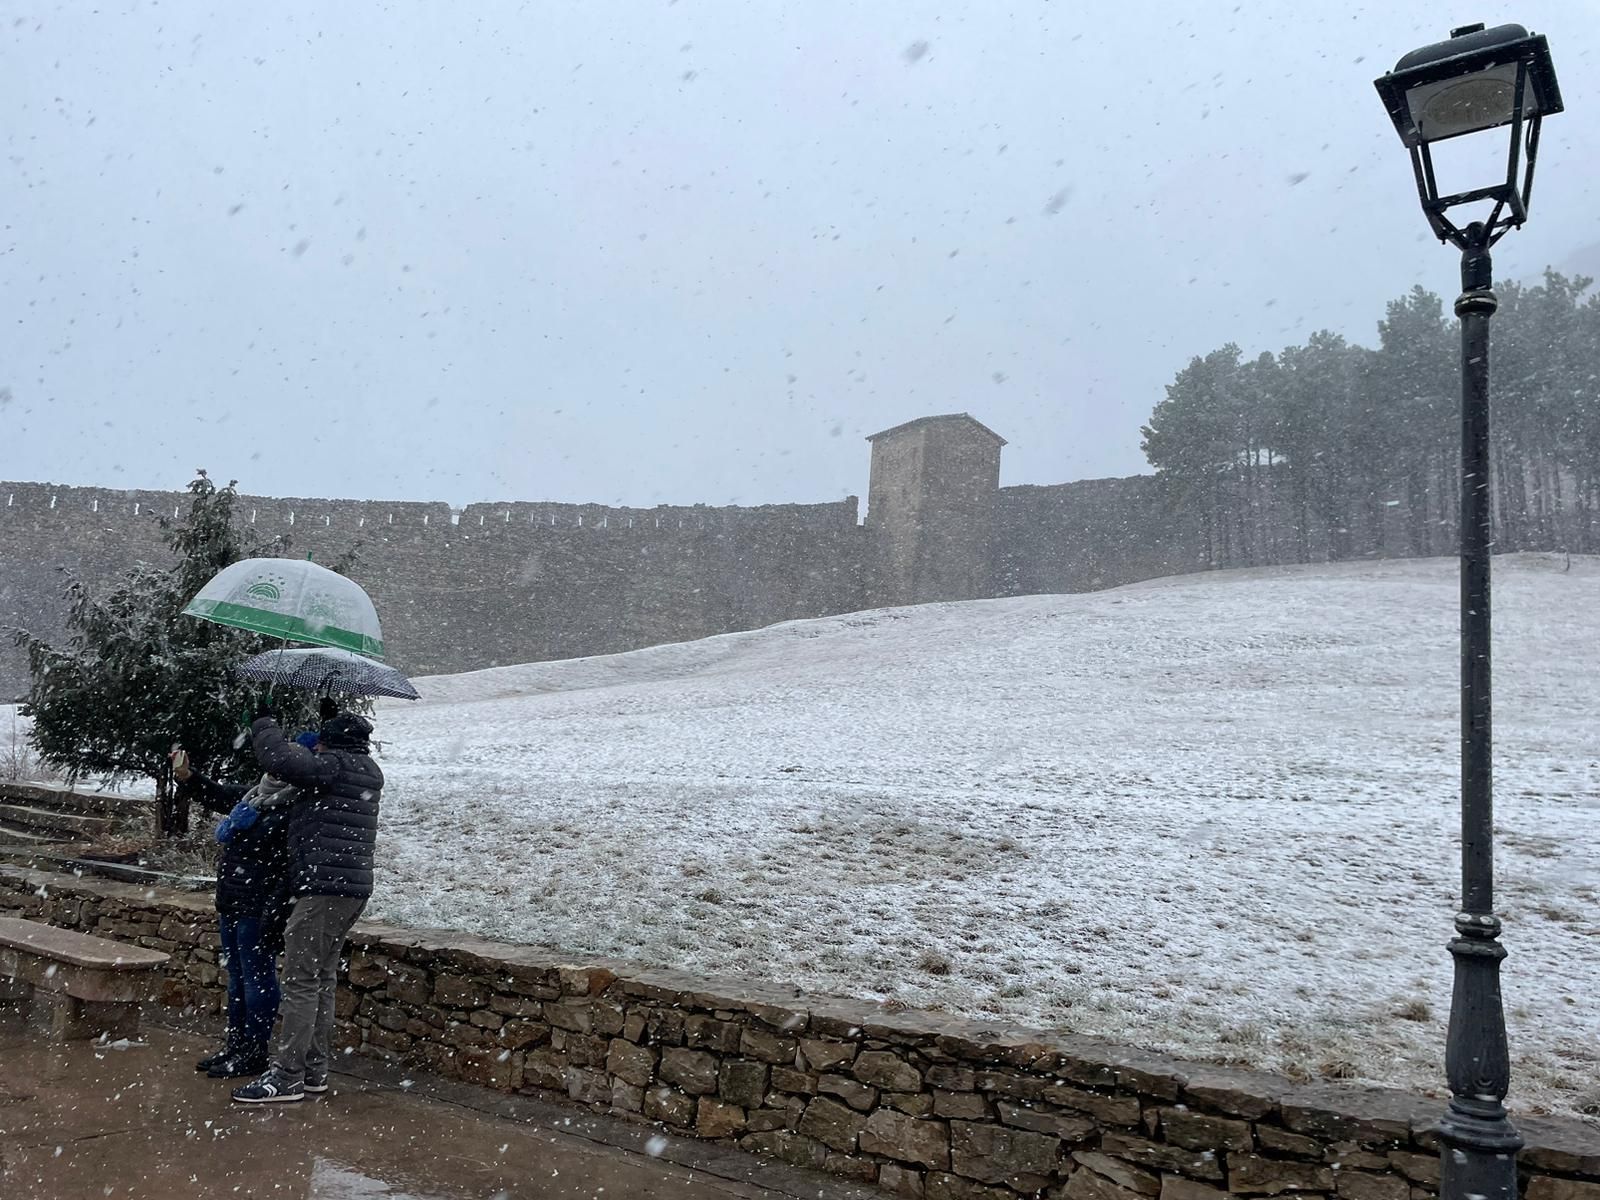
{"left": 3, "top": 2, "right": 1597, "bottom": 508}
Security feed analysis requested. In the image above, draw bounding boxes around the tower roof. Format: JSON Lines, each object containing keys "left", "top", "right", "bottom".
{"left": 865, "top": 412, "right": 1007, "bottom": 447}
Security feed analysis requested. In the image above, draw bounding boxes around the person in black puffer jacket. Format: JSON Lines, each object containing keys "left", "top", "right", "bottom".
{"left": 173, "top": 740, "right": 311, "bottom": 1079}
{"left": 232, "top": 707, "right": 383, "bottom": 1105}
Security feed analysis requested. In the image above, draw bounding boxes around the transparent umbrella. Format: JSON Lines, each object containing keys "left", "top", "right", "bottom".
{"left": 183, "top": 557, "right": 386, "bottom": 659}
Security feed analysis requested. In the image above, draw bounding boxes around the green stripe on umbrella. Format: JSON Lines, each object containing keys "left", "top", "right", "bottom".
{"left": 183, "top": 557, "right": 386, "bottom": 660}
{"left": 185, "top": 599, "right": 385, "bottom": 658}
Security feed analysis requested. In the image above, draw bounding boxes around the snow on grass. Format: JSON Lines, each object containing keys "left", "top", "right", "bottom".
{"left": 1, "top": 705, "right": 155, "bottom": 798}
{"left": 365, "top": 554, "right": 1594, "bottom": 1118}
{"left": 1, "top": 704, "right": 44, "bottom": 784}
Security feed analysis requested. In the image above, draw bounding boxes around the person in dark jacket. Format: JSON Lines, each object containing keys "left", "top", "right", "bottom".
{"left": 232, "top": 707, "right": 383, "bottom": 1104}
{"left": 172, "top": 736, "right": 315, "bottom": 1078}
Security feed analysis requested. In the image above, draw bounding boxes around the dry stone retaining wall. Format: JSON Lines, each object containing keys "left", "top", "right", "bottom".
{"left": 2, "top": 865, "right": 1595, "bottom": 1200}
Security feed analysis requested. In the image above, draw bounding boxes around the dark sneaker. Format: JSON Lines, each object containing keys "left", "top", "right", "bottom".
{"left": 303, "top": 1075, "right": 329, "bottom": 1094}
{"left": 207, "top": 1048, "right": 270, "bottom": 1079}
{"left": 231, "top": 1072, "right": 304, "bottom": 1104}
{"left": 195, "top": 1038, "right": 240, "bottom": 1072}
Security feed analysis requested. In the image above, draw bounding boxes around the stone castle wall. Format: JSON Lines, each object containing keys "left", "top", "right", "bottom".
{"left": 995, "top": 479, "right": 1210, "bottom": 598}
{"left": 9, "top": 411, "right": 1589, "bottom": 701}
{"left": 3, "top": 866, "right": 1596, "bottom": 1200}
{"left": 0, "top": 480, "right": 866, "bottom": 698}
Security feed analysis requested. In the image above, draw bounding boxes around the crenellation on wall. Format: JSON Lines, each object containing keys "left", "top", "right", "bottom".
{"left": 0, "top": 486, "right": 862, "bottom": 535}
{"left": 0, "top": 482, "right": 460, "bottom": 533}
{"left": 456, "top": 497, "right": 860, "bottom": 534}
{"left": 235, "top": 496, "right": 454, "bottom": 531}
{"left": 2, "top": 481, "right": 194, "bottom": 523}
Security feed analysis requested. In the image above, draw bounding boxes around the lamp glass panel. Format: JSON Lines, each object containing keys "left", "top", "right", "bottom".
{"left": 1403, "top": 62, "right": 1528, "bottom": 141}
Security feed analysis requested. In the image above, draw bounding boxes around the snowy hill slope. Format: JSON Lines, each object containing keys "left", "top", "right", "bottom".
{"left": 368, "top": 554, "right": 1594, "bottom": 1116}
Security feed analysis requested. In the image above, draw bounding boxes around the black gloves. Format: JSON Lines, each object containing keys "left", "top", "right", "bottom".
{"left": 252, "top": 697, "right": 277, "bottom": 723}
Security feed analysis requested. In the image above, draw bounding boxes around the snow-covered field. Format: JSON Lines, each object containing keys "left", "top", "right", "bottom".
{"left": 9, "top": 556, "right": 1597, "bottom": 1116}
{"left": 365, "top": 553, "right": 1600, "bottom": 1118}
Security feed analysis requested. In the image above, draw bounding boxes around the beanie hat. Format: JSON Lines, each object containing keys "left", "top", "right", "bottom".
{"left": 320, "top": 713, "right": 373, "bottom": 751}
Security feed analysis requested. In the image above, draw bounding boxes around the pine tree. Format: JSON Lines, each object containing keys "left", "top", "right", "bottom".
{"left": 1141, "top": 268, "right": 1600, "bottom": 563}
{"left": 1141, "top": 345, "right": 1247, "bottom": 566}
{"left": 13, "top": 472, "right": 327, "bottom": 836}
{"left": 1373, "top": 287, "right": 1453, "bottom": 556}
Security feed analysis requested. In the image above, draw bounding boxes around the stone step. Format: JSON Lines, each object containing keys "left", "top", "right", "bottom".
{"left": 0, "top": 820, "right": 69, "bottom": 845}
{"left": 0, "top": 803, "right": 115, "bottom": 841}
{"left": 61, "top": 858, "right": 215, "bottom": 892}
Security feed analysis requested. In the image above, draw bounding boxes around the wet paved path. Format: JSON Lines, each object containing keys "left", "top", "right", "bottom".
{"left": 0, "top": 1021, "right": 874, "bottom": 1200}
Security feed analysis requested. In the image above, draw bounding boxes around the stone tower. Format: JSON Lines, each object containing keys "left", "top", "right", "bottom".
{"left": 864, "top": 413, "right": 1006, "bottom": 608}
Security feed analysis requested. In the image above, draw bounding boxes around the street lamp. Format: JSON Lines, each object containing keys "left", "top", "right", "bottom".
{"left": 1373, "top": 23, "right": 1563, "bottom": 1200}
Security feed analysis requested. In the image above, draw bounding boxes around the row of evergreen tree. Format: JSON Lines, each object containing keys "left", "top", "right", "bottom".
{"left": 1140, "top": 271, "right": 1600, "bottom": 566}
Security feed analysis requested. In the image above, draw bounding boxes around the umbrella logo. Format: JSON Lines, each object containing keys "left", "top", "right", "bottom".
{"left": 245, "top": 582, "right": 283, "bottom": 601}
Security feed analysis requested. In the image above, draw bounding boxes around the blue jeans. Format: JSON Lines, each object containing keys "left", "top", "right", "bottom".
{"left": 219, "top": 912, "right": 281, "bottom": 1049}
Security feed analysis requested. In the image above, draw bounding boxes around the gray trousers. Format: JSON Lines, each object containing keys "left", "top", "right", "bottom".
{"left": 273, "top": 894, "right": 365, "bottom": 1084}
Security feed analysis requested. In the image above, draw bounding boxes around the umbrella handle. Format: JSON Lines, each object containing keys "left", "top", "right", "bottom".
{"left": 240, "top": 640, "right": 290, "bottom": 731}
{"left": 265, "top": 638, "right": 290, "bottom": 706}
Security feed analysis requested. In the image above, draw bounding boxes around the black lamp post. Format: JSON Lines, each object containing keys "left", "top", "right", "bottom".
{"left": 1373, "top": 23, "right": 1563, "bottom": 1200}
